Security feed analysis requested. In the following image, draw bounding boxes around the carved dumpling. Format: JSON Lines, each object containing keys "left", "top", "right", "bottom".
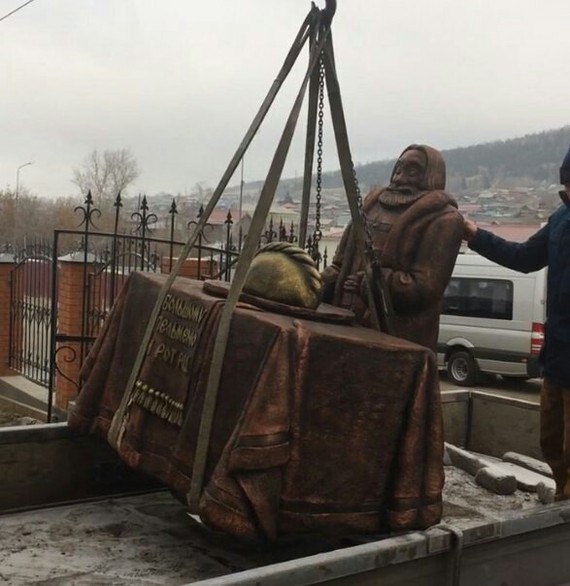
{"left": 243, "top": 242, "right": 322, "bottom": 310}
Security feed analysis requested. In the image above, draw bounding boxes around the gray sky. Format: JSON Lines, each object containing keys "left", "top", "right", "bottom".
{"left": 3, "top": 0, "right": 569, "bottom": 199}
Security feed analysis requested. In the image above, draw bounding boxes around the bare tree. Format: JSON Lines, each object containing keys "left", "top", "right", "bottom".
{"left": 0, "top": 189, "right": 81, "bottom": 245}
{"left": 72, "top": 149, "right": 140, "bottom": 204}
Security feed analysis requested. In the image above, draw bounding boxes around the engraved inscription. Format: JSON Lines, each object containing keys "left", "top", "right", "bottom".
{"left": 150, "top": 294, "right": 208, "bottom": 373}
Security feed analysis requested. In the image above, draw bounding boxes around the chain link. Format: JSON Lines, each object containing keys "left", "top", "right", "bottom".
{"left": 350, "top": 155, "right": 375, "bottom": 257}
{"left": 313, "top": 57, "right": 325, "bottom": 248}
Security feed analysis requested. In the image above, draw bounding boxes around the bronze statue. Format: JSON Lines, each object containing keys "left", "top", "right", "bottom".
{"left": 322, "top": 144, "right": 464, "bottom": 351}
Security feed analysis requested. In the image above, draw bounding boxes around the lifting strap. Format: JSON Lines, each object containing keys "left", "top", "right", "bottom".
{"left": 108, "top": 0, "right": 394, "bottom": 511}
{"left": 107, "top": 7, "right": 318, "bottom": 450}
{"left": 187, "top": 11, "right": 331, "bottom": 511}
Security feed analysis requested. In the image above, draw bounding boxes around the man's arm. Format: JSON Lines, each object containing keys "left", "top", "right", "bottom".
{"left": 465, "top": 219, "right": 549, "bottom": 273}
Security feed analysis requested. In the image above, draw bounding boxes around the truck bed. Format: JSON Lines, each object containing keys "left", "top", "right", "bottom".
{"left": 3, "top": 391, "right": 570, "bottom": 585}
{"left": 0, "top": 464, "right": 556, "bottom": 585}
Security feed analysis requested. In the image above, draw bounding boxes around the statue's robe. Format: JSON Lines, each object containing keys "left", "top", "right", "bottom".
{"left": 327, "top": 189, "right": 464, "bottom": 351}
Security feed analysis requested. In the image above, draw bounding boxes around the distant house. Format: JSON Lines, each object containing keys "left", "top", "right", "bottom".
{"left": 477, "top": 190, "right": 497, "bottom": 202}
{"left": 476, "top": 222, "right": 541, "bottom": 243}
{"left": 241, "top": 205, "right": 299, "bottom": 227}
{"left": 458, "top": 203, "right": 482, "bottom": 216}
{"left": 335, "top": 213, "right": 352, "bottom": 227}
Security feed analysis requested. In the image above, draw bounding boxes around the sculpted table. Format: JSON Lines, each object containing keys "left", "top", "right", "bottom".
{"left": 69, "top": 272, "right": 443, "bottom": 540}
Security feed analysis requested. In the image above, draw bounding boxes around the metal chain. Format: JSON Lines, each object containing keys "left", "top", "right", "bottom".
{"left": 313, "top": 57, "right": 325, "bottom": 250}
{"left": 351, "top": 157, "right": 375, "bottom": 256}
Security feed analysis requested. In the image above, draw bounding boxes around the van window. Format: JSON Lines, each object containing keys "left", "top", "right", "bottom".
{"left": 442, "top": 277, "right": 513, "bottom": 320}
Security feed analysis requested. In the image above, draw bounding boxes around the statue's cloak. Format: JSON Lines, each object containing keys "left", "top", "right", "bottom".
{"left": 329, "top": 189, "right": 464, "bottom": 351}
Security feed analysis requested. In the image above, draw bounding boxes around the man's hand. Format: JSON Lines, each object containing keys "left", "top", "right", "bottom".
{"left": 463, "top": 219, "right": 478, "bottom": 243}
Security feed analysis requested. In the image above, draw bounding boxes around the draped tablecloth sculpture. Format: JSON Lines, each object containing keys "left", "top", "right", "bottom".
{"left": 69, "top": 271, "right": 444, "bottom": 541}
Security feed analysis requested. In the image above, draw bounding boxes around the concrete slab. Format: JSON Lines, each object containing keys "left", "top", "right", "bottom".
{"left": 475, "top": 465, "right": 517, "bottom": 495}
{"left": 0, "top": 375, "right": 48, "bottom": 410}
{"left": 503, "top": 451, "right": 553, "bottom": 478}
{"left": 0, "top": 375, "right": 67, "bottom": 422}
{"left": 445, "top": 443, "right": 487, "bottom": 476}
{"left": 492, "top": 461, "right": 556, "bottom": 493}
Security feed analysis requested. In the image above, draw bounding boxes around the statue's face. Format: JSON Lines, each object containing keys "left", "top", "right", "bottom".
{"left": 389, "top": 149, "right": 427, "bottom": 194}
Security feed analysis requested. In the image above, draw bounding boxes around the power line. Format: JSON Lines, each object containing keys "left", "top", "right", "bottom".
{"left": 0, "top": 0, "right": 38, "bottom": 24}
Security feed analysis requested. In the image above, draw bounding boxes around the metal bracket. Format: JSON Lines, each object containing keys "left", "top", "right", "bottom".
{"left": 427, "top": 523, "right": 464, "bottom": 586}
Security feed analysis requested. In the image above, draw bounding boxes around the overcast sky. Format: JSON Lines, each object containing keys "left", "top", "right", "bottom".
{"left": 3, "top": 0, "right": 569, "bottom": 199}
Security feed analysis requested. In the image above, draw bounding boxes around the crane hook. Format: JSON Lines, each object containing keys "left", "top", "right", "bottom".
{"left": 311, "top": 0, "right": 337, "bottom": 26}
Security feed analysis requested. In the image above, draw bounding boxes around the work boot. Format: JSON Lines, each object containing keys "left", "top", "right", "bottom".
{"left": 547, "top": 459, "right": 567, "bottom": 498}
{"left": 555, "top": 480, "right": 570, "bottom": 501}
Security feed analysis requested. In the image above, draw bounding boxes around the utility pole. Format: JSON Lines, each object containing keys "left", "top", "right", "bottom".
{"left": 16, "top": 161, "right": 34, "bottom": 198}
{"left": 238, "top": 158, "right": 244, "bottom": 224}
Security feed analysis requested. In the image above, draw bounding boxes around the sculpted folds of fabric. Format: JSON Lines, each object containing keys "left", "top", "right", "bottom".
{"left": 69, "top": 272, "right": 444, "bottom": 540}
{"left": 325, "top": 145, "right": 464, "bottom": 351}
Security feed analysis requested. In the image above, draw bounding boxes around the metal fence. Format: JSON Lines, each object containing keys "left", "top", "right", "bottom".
{"left": 8, "top": 192, "right": 328, "bottom": 417}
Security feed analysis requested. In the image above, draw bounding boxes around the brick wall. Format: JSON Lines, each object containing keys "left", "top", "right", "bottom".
{"left": 0, "top": 261, "right": 18, "bottom": 376}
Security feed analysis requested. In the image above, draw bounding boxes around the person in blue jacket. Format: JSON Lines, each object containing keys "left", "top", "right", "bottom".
{"left": 464, "top": 147, "right": 570, "bottom": 501}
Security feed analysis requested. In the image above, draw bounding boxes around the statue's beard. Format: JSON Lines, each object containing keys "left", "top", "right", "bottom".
{"left": 386, "top": 184, "right": 422, "bottom": 196}
{"left": 379, "top": 185, "right": 426, "bottom": 207}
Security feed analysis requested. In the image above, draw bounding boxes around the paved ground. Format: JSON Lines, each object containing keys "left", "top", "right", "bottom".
{"left": 0, "top": 409, "right": 25, "bottom": 426}
{"left": 0, "top": 406, "right": 40, "bottom": 427}
{"left": 439, "top": 372, "right": 541, "bottom": 403}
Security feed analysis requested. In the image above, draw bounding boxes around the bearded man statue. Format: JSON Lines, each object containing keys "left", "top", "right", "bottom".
{"left": 322, "top": 144, "right": 464, "bottom": 352}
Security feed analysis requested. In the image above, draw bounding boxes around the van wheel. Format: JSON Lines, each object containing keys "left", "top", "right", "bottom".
{"left": 447, "top": 350, "right": 478, "bottom": 386}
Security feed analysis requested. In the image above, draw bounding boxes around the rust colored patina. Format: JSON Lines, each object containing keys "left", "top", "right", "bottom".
{"left": 69, "top": 272, "right": 444, "bottom": 541}
{"left": 322, "top": 144, "right": 464, "bottom": 351}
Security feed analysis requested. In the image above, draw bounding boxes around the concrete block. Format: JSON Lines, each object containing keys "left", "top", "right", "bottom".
{"left": 502, "top": 451, "right": 553, "bottom": 479}
{"left": 491, "top": 461, "right": 555, "bottom": 492}
{"left": 537, "top": 481, "right": 556, "bottom": 504}
{"left": 445, "top": 443, "right": 488, "bottom": 476}
{"left": 475, "top": 465, "right": 517, "bottom": 495}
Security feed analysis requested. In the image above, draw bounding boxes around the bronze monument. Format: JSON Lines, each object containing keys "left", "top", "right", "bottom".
{"left": 322, "top": 144, "right": 464, "bottom": 351}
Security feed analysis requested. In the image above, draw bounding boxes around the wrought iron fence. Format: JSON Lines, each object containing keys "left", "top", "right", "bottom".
{"left": 7, "top": 192, "right": 329, "bottom": 419}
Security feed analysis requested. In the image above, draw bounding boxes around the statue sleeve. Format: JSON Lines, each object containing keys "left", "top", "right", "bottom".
{"left": 387, "top": 209, "right": 464, "bottom": 312}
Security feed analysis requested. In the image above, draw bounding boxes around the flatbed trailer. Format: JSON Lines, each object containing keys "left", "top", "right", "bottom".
{"left": 2, "top": 390, "right": 570, "bottom": 586}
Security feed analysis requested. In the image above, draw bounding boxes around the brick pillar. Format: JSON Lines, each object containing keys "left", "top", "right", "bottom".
{"left": 55, "top": 255, "right": 87, "bottom": 410}
{"left": 0, "top": 254, "right": 18, "bottom": 376}
{"left": 161, "top": 257, "right": 218, "bottom": 279}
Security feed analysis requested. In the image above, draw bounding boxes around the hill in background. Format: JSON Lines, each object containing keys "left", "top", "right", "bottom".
{"left": 240, "top": 125, "right": 570, "bottom": 198}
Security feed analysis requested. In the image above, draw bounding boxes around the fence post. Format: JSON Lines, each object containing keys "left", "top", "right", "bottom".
{"left": 55, "top": 253, "right": 88, "bottom": 410}
{"left": 0, "top": 253, "right": 18, "bottom": 376}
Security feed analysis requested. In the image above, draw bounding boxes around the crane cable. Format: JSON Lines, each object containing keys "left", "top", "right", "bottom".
{"left": 0, "top": 0, "right": 38, "bottom": 24}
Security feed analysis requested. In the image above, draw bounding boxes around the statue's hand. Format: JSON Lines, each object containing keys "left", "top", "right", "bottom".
{"left": 321, "top": 264, "right": 339, "bottom": 284}
{"left": 343, "top": 271, "right": 364, "bottom": 294}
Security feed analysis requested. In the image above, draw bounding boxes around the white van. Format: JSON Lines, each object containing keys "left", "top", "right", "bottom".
{"left": 437, "top": 250, "right": 547, "bottom": 386}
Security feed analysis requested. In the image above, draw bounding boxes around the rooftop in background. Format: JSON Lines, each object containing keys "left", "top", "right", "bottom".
{"left": 477, "top": 223, "right": 541, "bottom": 242}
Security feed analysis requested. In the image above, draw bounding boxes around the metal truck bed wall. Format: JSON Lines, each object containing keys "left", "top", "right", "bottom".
{"left": 0, "top": 390, "right": 541, "bottom": 514}
{"left": 0, "top": 422, "right": 161, "bottom": 512}
{"left": 442, "top": 389, "right": 541, "bottom": 460}
{"left": 4, "top": 391, "right": 570, "bottom": 586}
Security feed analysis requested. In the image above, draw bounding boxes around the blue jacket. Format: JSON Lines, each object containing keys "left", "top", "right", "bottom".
{"left": 469, "top": 203, "right": 570, "bottom": 387}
